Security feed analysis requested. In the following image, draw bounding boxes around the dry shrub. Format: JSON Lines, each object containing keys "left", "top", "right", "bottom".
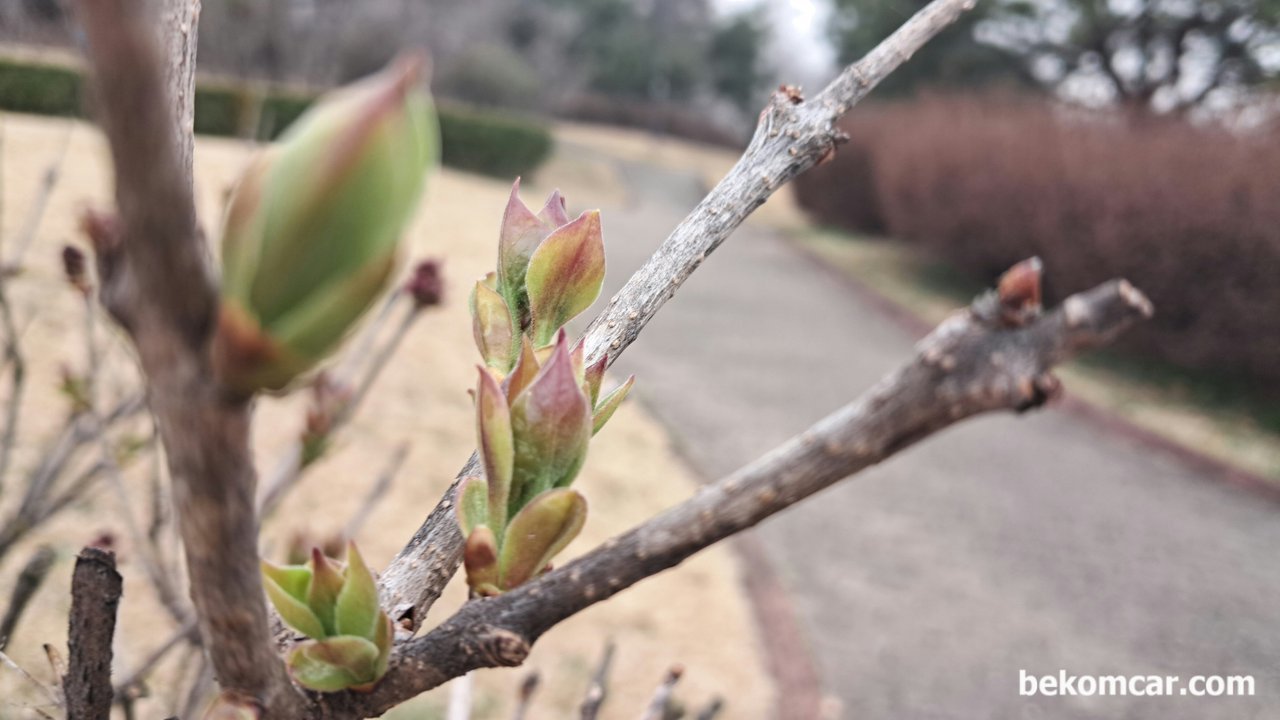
{"left": 791, "top": 105, "right": 890, "bottom": 236}
{"left": 797, "top": 95, "right": 1280, "bottom": 386}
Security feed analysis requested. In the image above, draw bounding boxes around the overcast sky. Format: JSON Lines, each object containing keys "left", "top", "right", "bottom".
{"left": 712, "top": 0, "right": 838, "bottom": 88}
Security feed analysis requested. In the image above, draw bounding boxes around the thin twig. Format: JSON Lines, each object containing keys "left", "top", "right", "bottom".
{"left": 258, "top": 295, "right": 424, "bottom": 518}
{"left": 64, "top": 547, "right": 122, "bottom": 720}
{"left": 179, "top": 656, "right": 214, "bottom": 720}
{"left": 343, "top": 441, "right": 410, "bottom": 540}
{"left": 8, "top": 124, "right": 74, "bottom": 269}
{"left": 512, "top": 671, "right": 539, "bottom": 720}
{"left": 0, "top": 545, "right": 57, "bottom": 651}
{"left": 1, "top": 648, "right": 63, "bottom": 709}
{"left": 694, "top": 697, "right": 724, "bottom": 720}
{"left": 334, "top": 270, "right": 1152, "bottom": 717}
{"left": 445, "top": 672, "right": 473, "bottom": 720}
{"left": 96, "top": 416, "right": 190, "bottom": 625}
{"left": 43, "top": 643, "right": 66, "bottom": 689}
{"left": 580, "top": 640, "right": 615, "bottom": 720}
{"left": 0, "top": 277, "right": 27, "bottom": 495}
{"left": 376, "top": 0, "right": 983, "bottom": 632}
{"left": 113, "top": 618, "right": 200, "bottom": 708}
{"left": 0, "top": 393, "right": 146, "bottom": 565}
{"left": 639, "top": 665, "right": 684, "bottom": 720}
{"left": 164, "top": 644, "right": 198, "bottom": 715}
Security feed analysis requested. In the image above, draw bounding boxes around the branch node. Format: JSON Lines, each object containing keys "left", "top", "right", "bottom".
{"left": 471, "top": 627, "right": 529, "bottom": 667}
{"left": 778, "top": 84, "right": 805, "bottom": 104}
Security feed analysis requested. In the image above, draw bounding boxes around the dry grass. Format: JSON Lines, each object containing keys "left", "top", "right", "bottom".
{"left": 0, "top": 113, "right": 773, "bottom": 719}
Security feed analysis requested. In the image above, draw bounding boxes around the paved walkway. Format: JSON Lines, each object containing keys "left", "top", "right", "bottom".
{"left": 586, "top": 149, "right": 1280, "bottom": 719}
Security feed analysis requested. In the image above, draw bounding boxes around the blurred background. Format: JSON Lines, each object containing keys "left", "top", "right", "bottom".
{"left": 0, "top": 1, "right": 1278, "bottom": 718}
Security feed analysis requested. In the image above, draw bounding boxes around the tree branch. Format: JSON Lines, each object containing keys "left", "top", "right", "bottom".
{"left": 0, "top": 545, "right": 56, "bottom": 651}
{"left": 76, "top": 0, "right": 302, "bottom": 714}
{"left": 579, "top": 640, "right": 614, "bottom": 720}
{"left": 331, "top": 272, "right": 1153, "bottom": 717}
{"left": 78, "top": 0, "right": 213, "bottom": 337}
{"left": 639, "top": 666, "right": 684, "bottom": 720}
{"left": 64, "top": 547, "right": 122, "bottom": 720}
{"left": 377, "top": 0, "right": 981, "bottom": 633}
{"left": 159, "top": 0, "right": 201, "bottom": 184}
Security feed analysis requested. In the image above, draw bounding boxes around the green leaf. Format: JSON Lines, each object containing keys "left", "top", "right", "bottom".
{"left": 371, "top": 613, "right": 394, "bottom": 683}
{"left": 262, "top": 561, "right": 327, "bottom": 639}
{"left": 262, "top": 560, "right": 311, "bottom": 602}
{"left": 463, "top": 525, "right": 501, "bottom": 596}
{"left": 307, "top": 549, "right": 345, "bottom": 636}
{"left": 508, "top": 335, "right": 592, "bottom": 514}
{"left": 504, "top": 335, "right": 540, "bottom": 403}
{"left": 537, "top": 189, "right": 570, "bottom": 227}
{"left": 592, "top": 375, "right": 635, "bottom": 435}
{"left": 456, "top": 475, "right": 490, "bottom": 537}
{"left": 476, "top": 368, "right": 514, "bottom": 531}
{"left": 470, "top": 278, "right": 516, "bottom": 373}
{"left": 499, "top": 488, "right": 587, "bottom": 590}
{"left": 287, "top": 636, "right": 381, "bottom": 692}
{"left": 496, "top": 179, "right": 555, "bottom": 329}
{"left": 525, "top": 210, "right": 606, "bottom": 347}
{"left": 583, "top": 353, "right": 608, "bottom": 406}
{"left": 334, "top": 542, "right": 381, "bottom": 640}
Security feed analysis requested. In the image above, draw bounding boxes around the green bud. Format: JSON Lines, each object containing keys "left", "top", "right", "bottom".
{"left": 262, "top": 560, "right": 326, "bottom": 640}
{"left": 470, "top": 275, "right": 516, "bottom": 373}
{"left": 262, "top": 542, "right": 393, "bottom": 692}
{"left": 476, "top": 369, "right": 514, "bottom": 532}
{"left": 287, "top": 634, "right": 383, "bottom": 693}
{"left": 335, "top": 542, "right": 380, "bottom": 639}
{"left": 583, "top": 352, "right": 607, "bottom": 406}
{"left": 504, "top": 335, "right": 541, "bottom": 403}
{"left": 214, "top": 56, "right": 438, "bottom": 393}
{"left": 463, "top": 524, "right": 502, "bottom": 597}
{"left": 497, "top": 180, "right": 569, "bottom": 330}
{"left": 499, "top": 488, "right": 587, "bottom": 590}
{"left": 592, "top": 375, "right": 635, "bottom": 434}
{"left": 524, "top": 210, "right": 605, "bottom": 347}
{"left": 307, "top": 548, "right": 345, "bottom": 636}
{"left": 456, "top": 475, "right": 490, "bottom": 537}
{"left": 509, "top": 332, "right": 592, "bottom": 514}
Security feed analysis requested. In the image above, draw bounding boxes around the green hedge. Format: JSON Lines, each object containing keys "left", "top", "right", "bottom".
{"left": 192, "top": 82, "right": 250, "bottom": 137}
{"left": 0, "top": 57, "right": 82, "bottom": 117}
{"left": 0, "top": 56, "right": 553, "bottom": 178}
{"left": 437, "top": 105, "right": 553, "bottom": 178}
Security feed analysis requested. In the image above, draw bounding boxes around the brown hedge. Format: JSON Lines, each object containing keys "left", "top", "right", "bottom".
{"left": 795, "top": 95, "right": 1280, "bottom": 387}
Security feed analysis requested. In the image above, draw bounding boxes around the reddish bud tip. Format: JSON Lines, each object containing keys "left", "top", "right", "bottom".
{"left": 61, "top": 245, "right": 89, "bottom": 294}
{"left": 405, "top": 258, "right": 445, "bottom": 308}
{"left": 997, "top": 257, "right": 1043, "bottom": 326}
{"left": 998, "top": 257, "right": 1042, "bottom": 309}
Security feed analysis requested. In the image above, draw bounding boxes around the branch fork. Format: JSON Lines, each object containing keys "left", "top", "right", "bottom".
{"left": 67, "top": 0, "right": 1156, "bottom": 716}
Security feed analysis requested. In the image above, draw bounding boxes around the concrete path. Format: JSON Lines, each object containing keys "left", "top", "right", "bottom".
{"left": 584, "top": 150, "right": 1280, "bottom": 719}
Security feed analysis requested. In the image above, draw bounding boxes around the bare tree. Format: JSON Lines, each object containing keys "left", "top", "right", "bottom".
{"left": 41, "top": 0, "right": 1152, "bottom": 716}
{"left": 976, "top": 0, "right": 1280, "bottom": 112}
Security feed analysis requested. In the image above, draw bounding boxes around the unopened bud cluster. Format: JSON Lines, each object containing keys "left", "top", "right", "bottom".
{"left": 213, "top": 57, "right": 438, "bottom": 394}
{"left": 262, "top": 543, "right": 392, "bottom": 692}
{"left": 458, "top": 181, "right": 634, "bottom": 596}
